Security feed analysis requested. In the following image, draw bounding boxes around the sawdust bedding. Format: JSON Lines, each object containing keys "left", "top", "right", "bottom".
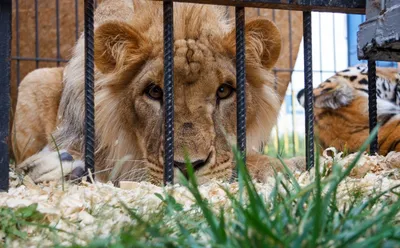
{"left": 1, "top": 149, "right": 399, "bottom": 247}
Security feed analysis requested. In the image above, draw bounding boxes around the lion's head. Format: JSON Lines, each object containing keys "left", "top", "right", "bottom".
{"left": 74, "top": 2, "right": 283, "bottom": 184}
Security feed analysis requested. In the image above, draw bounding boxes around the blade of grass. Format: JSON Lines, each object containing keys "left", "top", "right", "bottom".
{"left": 182, "top": 155, "right": 225, "bottom": 245}
{"left": 277, "top": 155, "right": 301, "bottom": 192}
{"left": 50, "top": 134, "right": 64, "bottom": 191}
{"left": 311, "top": 145, "right": 322, "bottom": 246}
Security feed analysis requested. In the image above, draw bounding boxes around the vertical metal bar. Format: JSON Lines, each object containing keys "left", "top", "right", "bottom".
{"left": 332, "top": 14, "right": 337, "bottom": 72}
{"left": 15, "top": 0, "right": 20, "bottom": 85}
{"left": 0, "top": 0, "right": 12, "bottom": 192}
{"left": 34, "top": 0, "right": 39, "bottom": 68}
{"left": 163, "top": 0, "right": 174, "bottom": 185}
{"left": 75, "top": 0, "right": 79, "bottom": 40}
{"left": 303, "top": 11, "right": 314, "bottom": 170}
{"left": 271, "top": 9, "right": 280, "bottom": 153}
{"left": 272, "top": 8, "right": 276, "bottom": 21}
{"left": 56, "top": 0, "right": 61, "bottom": 66}
{"left": 289, "top": 11, "right": 296, "bottom": 156}
{"left": 318, "top": 13, "right": 323, "bottom": 82}
{"left": 368, "top": 60, "right": 378, "bottom": 154}
{"left": 84, "top": 0, "right": 95, "bottom": 176}
{"left": 236, "top": 6, "right": 246, "bottom": 163}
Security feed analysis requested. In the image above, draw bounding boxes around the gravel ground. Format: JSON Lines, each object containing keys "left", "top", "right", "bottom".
{"left": 1, "top": 150, "right": 399, "bottom": 247}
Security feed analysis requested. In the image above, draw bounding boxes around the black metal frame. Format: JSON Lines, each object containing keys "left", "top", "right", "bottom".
{"left": 84, "top": 0, "right": 96, "bottom": 177}
{"left": 302, "top": 11, "right": 314, "bottom": 170}
{"left": 235, "top": 6, "right": 247, "bottom": 175}
{"left": 357, "top": 0, "right": 400, "bottom": 62}
{"left": 163, "top": 1, "right": 175, "bottom": 184}
{"left": 158, "top": 0, "right": 366, "bottom": 13}
{"left": 0, "top": 0, "right": 12, "bottom": 192}
{"left": 367, "top": 60, "right": 378, "bottom": 154}
{"left": 2, "top": 0, "right": 386, "bottom": 191}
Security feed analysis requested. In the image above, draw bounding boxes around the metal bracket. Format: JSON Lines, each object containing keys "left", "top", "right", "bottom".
{"left": 357, "top": 0, "right": 400, "bottom": 61}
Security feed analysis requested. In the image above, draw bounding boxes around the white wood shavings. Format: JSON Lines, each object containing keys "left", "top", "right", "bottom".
{"left": 0, "top": 150, "right": 399, "bottom": 247}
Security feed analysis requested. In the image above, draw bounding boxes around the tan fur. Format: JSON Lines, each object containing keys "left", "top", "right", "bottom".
{"left": 12, "top": 67, "right": 64, "bottom": 164}
{"left": 313, "top": 97, "right": 400, "bottom": 155}
{"left": 13, "top": 0, "right": 304, "bottom": 185}
{"left": 298, "top": 64, "right": 400, "bottom": 155}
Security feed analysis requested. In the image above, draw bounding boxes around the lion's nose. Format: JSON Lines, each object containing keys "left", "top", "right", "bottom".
{"left": 174, "top": 159, "right": 207, "bottom": 173}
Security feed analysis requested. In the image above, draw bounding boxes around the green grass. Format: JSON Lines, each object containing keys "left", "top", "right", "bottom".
{"left": 1, "top": 126, "right": 400, "bottom": 247}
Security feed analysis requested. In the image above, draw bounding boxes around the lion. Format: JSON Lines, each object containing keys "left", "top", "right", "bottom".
{"left": 12, "top": 0, "right": 304, "bottom": 185}
{"left": 12, "top": 67, "right": 64, "bottom": 163}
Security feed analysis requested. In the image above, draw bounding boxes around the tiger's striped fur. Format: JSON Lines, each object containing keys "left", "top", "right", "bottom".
{"left": 297, "top": 64, "right": 400, "bottom": 155}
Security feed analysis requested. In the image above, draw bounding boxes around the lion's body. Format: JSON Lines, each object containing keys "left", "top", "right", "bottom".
{"left": 12, "top": 67, "right": 64, "bottom": 164}
{"left": 297, "top": 64, "right": 400, "bottom": 155}
{"left": 13, "top": 0, "right": 304, "bottom": 185}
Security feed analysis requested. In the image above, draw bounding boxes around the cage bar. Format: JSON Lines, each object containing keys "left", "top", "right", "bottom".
{"left": 11, "top": 56, "right": 68, "bottom": 63}
{"left": 156, "top": 0, "right": 365, "bottom": 14}
{"left": 332, "top": 14, "right": 337, "bottom": 72}
{"left": 0, "top": 0, "right": 12, "bottom": 192}
{"left": 318, "top": 13, "right": 323, "bottom": 82}
{"left": 288, "top": 10, "right": 297, "bottom": 157}
{"left": 15, "top": 0, "right": 20, "bottom": 85}
{"left": 75, "top": 0, "right": 80, "bottom": 40}
{"left": 84, "top": 0, "right": 95, "bottom": 177}
{"left": 235, "top": 6, "right": 247, "bottom": 167}
{"left": 34, "top": 0, "right": 39, "bottom": 68}
{"left": 163, "top": 0, "right": 175, "bottom": 185}
{"left": 302, "top": 11, "right": 314, "bottom": 170}
{"left": 56, "top": 0, "right": 61, "bottom": 67}
{"left": 367, "top": 60, "right": 378, "bottom": 154}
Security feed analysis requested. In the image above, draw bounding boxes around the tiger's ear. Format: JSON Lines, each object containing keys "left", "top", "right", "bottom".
{"left": 296, "top": 89, "right": 305, "bottom": 107}
{"left": 224, "top": 18, "right": 282, "bottom": 69}
{"left": 314, "top": 82, "right": 355, "bottom": 109}
{"left": 94, "top": 21, "right": 149, "bottom": 74}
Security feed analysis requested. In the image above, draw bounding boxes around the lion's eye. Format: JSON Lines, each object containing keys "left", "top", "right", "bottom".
{"left": 216, "top": 83, "right": 235, "bottom": 100}
{"left": 144, "top": 84, "right": 163, "bottom": 101}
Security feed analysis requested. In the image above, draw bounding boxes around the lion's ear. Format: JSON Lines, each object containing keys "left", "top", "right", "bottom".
{"left": 224, "top": 18, "right": 282, "bottom": 69}
{"left": 94, "top": 21, "right": 149, "bottom": 74}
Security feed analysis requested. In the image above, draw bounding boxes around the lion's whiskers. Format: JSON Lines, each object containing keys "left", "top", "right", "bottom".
{"left": 113, "top": 166, "right": 149, "bottom": 182}
{"left": 107, "top": 158, "right": 149, "bottom": 182}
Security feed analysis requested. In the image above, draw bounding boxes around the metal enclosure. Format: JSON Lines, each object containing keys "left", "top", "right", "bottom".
{"left": 358, "top": 0, "right": 400, "bottom": 61}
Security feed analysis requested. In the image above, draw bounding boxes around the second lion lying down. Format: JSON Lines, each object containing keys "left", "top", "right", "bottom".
{"left": 12, "top": 0, "right": 304, "bottom": 185}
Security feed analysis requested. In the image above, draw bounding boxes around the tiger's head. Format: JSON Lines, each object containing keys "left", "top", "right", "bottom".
{"left": 297, "top": 64, "right": 400, "bottom": 111}
{"left": 297, "top": 74, "right": 356, "bottom": 110}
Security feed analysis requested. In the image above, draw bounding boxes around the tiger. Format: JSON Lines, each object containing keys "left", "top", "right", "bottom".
{"left": 297, "top": 64, "right": 400, "bottom": 155}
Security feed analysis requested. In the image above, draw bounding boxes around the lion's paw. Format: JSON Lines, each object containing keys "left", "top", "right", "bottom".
{"left": 17, "top": 148, "right": 86, "bottom": 183}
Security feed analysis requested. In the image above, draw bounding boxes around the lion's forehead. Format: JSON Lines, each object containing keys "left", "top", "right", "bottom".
{"left": 173, "top": 39, "right": 219, "bottom": 82}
